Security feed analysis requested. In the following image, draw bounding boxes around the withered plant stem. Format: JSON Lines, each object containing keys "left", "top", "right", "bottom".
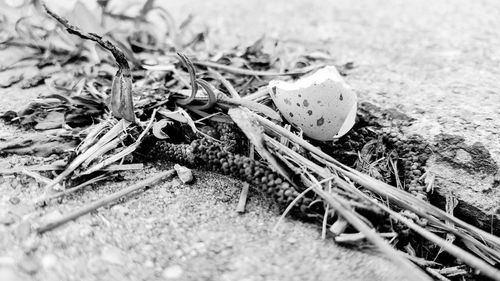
{"left": 194, "top": 60, "right": 323, "bottom": 76}
{"left": 39, "top": 174, "right": 109, "bottom": 203}
{"left": 43, "top": 4, "right": 129, "bottom": 70}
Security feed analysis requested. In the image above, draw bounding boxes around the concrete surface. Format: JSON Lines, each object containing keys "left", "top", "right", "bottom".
{"left": 2, "top": 0, "right": 500, "bottom": 280}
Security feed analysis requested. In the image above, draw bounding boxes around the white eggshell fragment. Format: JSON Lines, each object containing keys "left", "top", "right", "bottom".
{"left": 268, "top": 66, "right": 357, "bottom": 141}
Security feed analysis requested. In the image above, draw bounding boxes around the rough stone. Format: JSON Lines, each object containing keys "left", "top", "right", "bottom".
{"left": 0, "top": 266, "right": 26, "bottom": 281}
{"left": 174, "top": 164, "right": 194, "bottom": 184}
{"left": 162, "top": 265, "right": 184, "bottom": 280}
{"left": 100, "top": 246, "right": 127, "bottom": 266}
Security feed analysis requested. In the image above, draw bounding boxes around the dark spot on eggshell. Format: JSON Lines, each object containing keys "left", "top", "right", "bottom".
{"left": 298, "top": 94, "right": 302, "bottom": 97}
{"left": 271, "top": 86, "right": 277, "bottom": 96}
{"left": 296, "top": 103, "right": 300, "bottom": 107}
{"left": 303, "top": 99, "right": 309, "bottom": 107}
{"left": 284, "top": 98, "right": 291, "bottom": 105}
{"left": 317, "top": 117, "right": 325, "bottom": 126}
{"left": 307, "top": 110, "right": 313, "bottom": 116}
{"left": 340, "top": 93, "right": 343, "bottom": 101}
{"left": 289, "top": 112, "right": 294, "bottom": 117}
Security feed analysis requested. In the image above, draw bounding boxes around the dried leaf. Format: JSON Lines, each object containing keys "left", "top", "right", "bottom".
{"left": 34, "top": 111, "right": 65, "bottom": 131}
{"left": 110, "top": 68, "right": 135, "bottom": 122}
{"left": 152, "top": 119, "right": 171, "bottom": 139}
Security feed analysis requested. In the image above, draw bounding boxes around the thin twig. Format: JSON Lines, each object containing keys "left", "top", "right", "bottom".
{"left": 236, "top": 182, "right": 250, "bottom": 213}
{"left": 36, "top": 169, "right": 175, "bottom": 234}
{"left": 36, "top": 174, "right": 110, "bottom": 205}
{"left": 21, "top": 169, "right": 51, "bottom": 185}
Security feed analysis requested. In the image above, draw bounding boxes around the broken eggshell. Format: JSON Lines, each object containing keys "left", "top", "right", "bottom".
{"left": 268, "top": 66, "right": 357, "bottom": 141}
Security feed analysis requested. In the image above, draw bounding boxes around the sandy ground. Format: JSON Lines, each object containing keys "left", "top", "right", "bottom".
{"left": 1, "top": 0, "right": 500, "bottom": 280}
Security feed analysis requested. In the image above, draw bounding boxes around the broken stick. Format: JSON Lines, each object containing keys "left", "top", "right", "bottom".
{"left": 236, "top": 182, "right": 250, "bottom": 213}
{"left": 36, "top": 169, "right": 176, "bottom": 234}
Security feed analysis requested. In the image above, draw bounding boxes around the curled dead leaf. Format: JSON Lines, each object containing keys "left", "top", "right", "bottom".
{"left": 152, "top": 119, "right": 171, "bottom": 139}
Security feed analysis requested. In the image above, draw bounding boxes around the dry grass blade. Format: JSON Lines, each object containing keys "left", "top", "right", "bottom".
{"left": 76, "top": 119, "right": 114, "bottom": 154}
{"left": 192, "top": 79, "right": 217, "bottom": 110}
{"left": 273, "top": 176, "right": 334, "bottom": 232}
{"left": 242, "top": 87, "right": 269, "bottom": 101}
{"left": 79, "top": 110, "right": 157, "bottom": 176}
{"left": 38, "top": 174, "right": 109, "bottom": 204}
{"left": 245, "top": 109, "right": 500, "bottom": 279}
{"left": 176, "top": 52, "right": 198, "bottom": 105}
{"left": 43, "top": 119, "right": 131, "bottom": 192}
{"left": 220, "top": 97, "right": 281, "bottom": 121}
{"left": 305, "top": 173, "right": 432, "bottom": 281}
{"left": 208, "top": 67, "right": 241, "bottom": 99}
{"left": 359, "top": 189, "right": 500, "bottom": 279}
{"left": 230, "top": 109, "right": 429, "bottom": 280}
{"left": 82, "top": 134, "right": 127, "bottom": 168}
{"left": 194, "top": 60, "right": 324, "bottom": 76}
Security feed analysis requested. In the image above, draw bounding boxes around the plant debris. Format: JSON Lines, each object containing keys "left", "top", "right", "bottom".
{"left": 1, "top": 1, "right": 499, "bottom": 280}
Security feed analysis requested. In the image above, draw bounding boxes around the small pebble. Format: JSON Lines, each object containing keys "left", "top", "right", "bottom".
{"left": 171, "top": 178, "right": 182, "bottom": 188}
{"left": 0, "top": 256, "right": 16, "bottom": 267}
{"left": 79, "top": 225, "right": 94, "bottom": 237}
{"left": 41, "top": 254, "right": 57, "bottom": 269}
{"left": 144, "top": 260, "right": 154, "bottom": 268}
{"left": 0, "top": 211, "right": 16, "bottom": 226}
{"left": 162, "top": 265, "right": 183, "bottom": 280}
{"left": 15, "top": 221, "right": 32, "bottom": 239}
{"left": 10, "top": 178, "right": 19, "bottom": 189}
{"left": 19, "top": 255, "right": 40, "bottom": 275}
{"left": 41, "top": 210, "right": 63, "bottom": 224}
{"left": 9, "top": 196, "right": 20, "bottom": 205}
{"left": 111, "top": 205, "right": 129, "bottom": 215}
{"left": 22, "top": 235, "right": 40, "bottom": 253}
{"left": 174, "top": 164, "right": 194, "bottom": 184}
{"left": 100, "top": 246, "right": 126, "bottom": 265}
{"left": 0, "top": 266, "right": 25, "bottom": 281}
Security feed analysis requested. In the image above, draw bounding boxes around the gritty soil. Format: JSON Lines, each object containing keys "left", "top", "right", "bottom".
{"left": 1, "top": 0, "right": 500, "bottom": 281}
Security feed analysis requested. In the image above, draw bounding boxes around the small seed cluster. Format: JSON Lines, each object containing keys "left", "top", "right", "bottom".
{"left": 214, "top": 122, "right": 247, "bottom": 153}
{"left": 327, "top": 127, "right": 379, "bottom": 165}
{"left": 153, "top": 138, "right": 315, "bottom": 215}
{"left": 382, "top": 129, "right": 431, "bottom": 198}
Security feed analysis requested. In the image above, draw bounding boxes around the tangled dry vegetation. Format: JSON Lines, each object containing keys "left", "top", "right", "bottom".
{"left": 1, "top": 1, "right": 499, "bottom": 280}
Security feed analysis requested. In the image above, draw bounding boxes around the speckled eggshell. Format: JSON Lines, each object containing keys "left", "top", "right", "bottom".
{"left": 268, "top": 66, "right": 357, "bottom": 141}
